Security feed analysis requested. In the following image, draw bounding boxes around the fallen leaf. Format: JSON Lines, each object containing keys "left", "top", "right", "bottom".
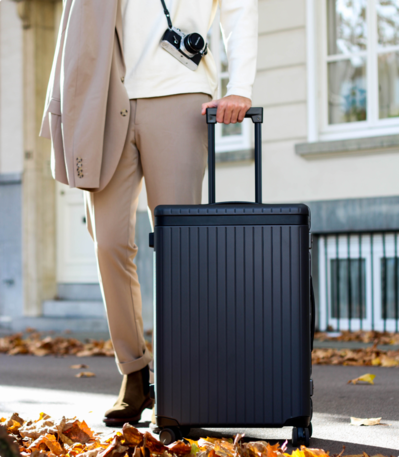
{"left": 122, "top": 423, "right": 143, "bottom": 447}
{"left": 380, "top": 356, "right": 399, "bottom": 367}
{"left": 70, "top": 364, "right": 88, "bottom": 369}
{"left": 63, "top": 421, "right": 93, "bottom": 443}
{"left": 168, "top": 441, "right": 193, "bottom": 456}
{"left": 75, "top": 372, "right": 96, "bottom": 378}
{"left": 143, "top": 431, "right": 167, "bottom": 455}
{"left": 347, "top": 373, "right": 376, "bottom": 385}
{"left": 350, "top": 417, "right": 382, "bottom": 426}
{"left": 42, "top": 434, "right": 64, "bottom": 455}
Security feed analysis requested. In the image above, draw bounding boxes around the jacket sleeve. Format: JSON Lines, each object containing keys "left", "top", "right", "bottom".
{"left": 219, "top": 0, "right": 258, "bottom": 100}
{"left": 61, "top": 0, "right": 118, "bottom": 189}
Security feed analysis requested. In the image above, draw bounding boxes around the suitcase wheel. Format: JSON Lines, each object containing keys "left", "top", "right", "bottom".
{"left": 159, "top": 427, "right": 182, "bottom": 445}
{"left": 292, "top": 425, "right": 310, "bottom": 447}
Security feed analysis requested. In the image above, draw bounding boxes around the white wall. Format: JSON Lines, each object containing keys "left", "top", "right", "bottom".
{"left": 0, "top": 0, "right": 23, "bottom": 174}
{"left": 209, "top": 0, "right": 399, "bottom": 205}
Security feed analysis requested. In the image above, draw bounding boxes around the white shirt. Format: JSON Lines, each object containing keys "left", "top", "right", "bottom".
{"left": 120, "top": 0, "right": 258, "bottom": 100}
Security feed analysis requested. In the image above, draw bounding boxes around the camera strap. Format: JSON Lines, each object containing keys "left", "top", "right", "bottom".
{"left": 160, "top": 0, "right": 173, "bottom": 29}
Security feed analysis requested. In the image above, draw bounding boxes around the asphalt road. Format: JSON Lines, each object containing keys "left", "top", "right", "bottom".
{"left": 0, "top": 354, "right": 398, "bottom": 455}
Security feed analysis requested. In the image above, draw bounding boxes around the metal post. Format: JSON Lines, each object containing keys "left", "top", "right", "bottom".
{"left": 395, "top": 233, "right": 398, "bottom": 332}
{"left": 335, "top": 235, "right": 340, "bottom": 331}
{"left": 347, "top": 235, "right": 352, "bottom": 330}
{"left": 358, "top": 234, "right": 363, "bottom": 329}
{"left": 382, "top": 233, "right": 387, "bottom": 332}
{"left": 324, "top": 236, "right": 329, "bottom": 331}
{"left": 371, "top": 233, "right": 375, "bottom": 330}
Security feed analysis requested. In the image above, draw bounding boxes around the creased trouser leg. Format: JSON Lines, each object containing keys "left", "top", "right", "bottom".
{"left": 84, "top": 93, "right": 210, "bottom": 376}
{"left": 84, "top": 100, "right": 151, "bottom": 375}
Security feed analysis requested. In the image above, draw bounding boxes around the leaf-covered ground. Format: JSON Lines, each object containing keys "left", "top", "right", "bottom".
{"left": 1, "top": 330, "right": 399, "bottom": 367}
{"left": 314, "top": 331, "right": 399, "bottom": 345}
{"left": 312, "top": 331, "right": 399, "bottom": 367}
{"left": 0, "top": 413, "right": 394, "bottom": 457}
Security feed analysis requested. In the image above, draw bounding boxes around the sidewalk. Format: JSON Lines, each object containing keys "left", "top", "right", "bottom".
{"left": 1, "top": 354, "right": 398, "bottom": 455}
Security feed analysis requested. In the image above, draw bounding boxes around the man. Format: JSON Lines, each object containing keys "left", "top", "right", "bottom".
{"left": 41, "top": 0, "right": 258, "bottom": 426}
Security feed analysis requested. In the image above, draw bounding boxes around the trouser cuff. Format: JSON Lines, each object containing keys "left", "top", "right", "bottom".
{"left": 117, "top": 347, "right": 153, "bottom": 375}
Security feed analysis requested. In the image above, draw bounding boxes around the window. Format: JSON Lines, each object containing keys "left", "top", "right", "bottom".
{"left": 318, "top": 232, "right": 399, "bottom": 331}
{"left": 208, "top": 13, "right": 252, "bottom": 155}
{"left": 319, "top": 0, "right": 399, "bottom": 139}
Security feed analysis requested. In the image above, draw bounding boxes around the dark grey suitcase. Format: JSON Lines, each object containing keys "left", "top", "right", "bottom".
{"left": 150, "top": 108, "right": 314, "bottom": 446}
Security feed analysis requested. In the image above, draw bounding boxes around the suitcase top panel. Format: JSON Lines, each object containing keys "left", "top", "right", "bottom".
{"left": 154, "top": 203, "right": 311, "bottom": 228}
{"left": 154, "top": 203, "right": 310, "bottom": 216}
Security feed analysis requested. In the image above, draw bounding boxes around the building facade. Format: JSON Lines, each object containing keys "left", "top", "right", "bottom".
{"left": 1, "top": 0, "right": 398, "bottom": 334}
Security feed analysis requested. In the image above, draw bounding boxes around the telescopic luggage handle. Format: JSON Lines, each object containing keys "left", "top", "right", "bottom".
{"left": 206, "top": 107, "right": 263, "bottom": 204}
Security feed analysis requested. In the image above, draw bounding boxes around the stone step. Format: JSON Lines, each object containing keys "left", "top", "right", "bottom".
{"left": 43, "top": 300, "right": 105, "bottom": 318}
{"left": 4, "top": 316, "right": 109, "bottom": 333}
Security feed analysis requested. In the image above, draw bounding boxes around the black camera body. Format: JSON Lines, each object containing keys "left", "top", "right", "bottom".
{"left": 160, "top": 27, "right": 208, "bottom": 71}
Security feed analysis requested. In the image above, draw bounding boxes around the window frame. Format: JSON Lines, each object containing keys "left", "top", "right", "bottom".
{"left": 209, "top": 12, "right": 252, "bottom": 155}
{"left": 308, "top": 0, "right": 399, "bottom": 142}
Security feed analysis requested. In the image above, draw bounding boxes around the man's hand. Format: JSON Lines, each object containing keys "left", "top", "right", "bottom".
{"left": 201, "top": 95, "right": 251, "bottom": 124}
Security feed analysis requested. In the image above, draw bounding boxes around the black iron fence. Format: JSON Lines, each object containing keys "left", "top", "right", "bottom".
{"left": 316, "top": 231, "right": 399, "bottom": 332}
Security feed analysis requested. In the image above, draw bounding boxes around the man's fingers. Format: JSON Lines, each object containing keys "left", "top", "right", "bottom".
{"left": 230, "top": 104, "right": 239, "bottom": 124}
{"left": 224, "top": 104, "right": 235, "bottom": 124}
{"left": 238, "top": 104, "right": 249, "bottom": 122}
{"left": 201, "top": 101, "right": 218, "bottom": 115}
{"left": 216, "top": 103, "right": 226, "bottom": 123}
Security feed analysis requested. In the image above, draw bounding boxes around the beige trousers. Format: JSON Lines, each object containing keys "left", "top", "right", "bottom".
{"left": 84, "top": 93, "right": 210, "bottom": 375}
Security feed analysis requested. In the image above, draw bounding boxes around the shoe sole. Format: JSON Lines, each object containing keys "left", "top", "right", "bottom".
{"left": 102, "top": 398, "right": 154, "bottom": 427}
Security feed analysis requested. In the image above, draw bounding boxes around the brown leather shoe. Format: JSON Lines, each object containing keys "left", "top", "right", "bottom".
{"left": 103, "top": 365, "right": 154, "bottom": 426}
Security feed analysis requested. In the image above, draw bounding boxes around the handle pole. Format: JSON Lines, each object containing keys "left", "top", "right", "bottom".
{"left": 206, "top": 107, "right": 263, "bottom": 205}
{"left": 255, "top": 123, "right": 262, "bottom": 204}
{"left": 208, "top": 123, "right": 216, "bottom": 204}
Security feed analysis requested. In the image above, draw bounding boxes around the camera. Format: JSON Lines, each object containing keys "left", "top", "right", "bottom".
{"left": 160, "top": 27, "right": 208, "bottom": 71}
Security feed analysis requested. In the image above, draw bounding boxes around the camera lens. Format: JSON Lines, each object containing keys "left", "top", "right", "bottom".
{"left": 184, "top": 33, "right": 205, "bottom": 54}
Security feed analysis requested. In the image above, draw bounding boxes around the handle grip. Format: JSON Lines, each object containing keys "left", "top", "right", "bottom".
{"left": 206, "top": 107, "right": 263, "bottom": 204}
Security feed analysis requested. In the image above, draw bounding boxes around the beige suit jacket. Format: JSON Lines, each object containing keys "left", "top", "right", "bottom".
{"left": 40, "top": 0, "right": 130, "bottom": 192}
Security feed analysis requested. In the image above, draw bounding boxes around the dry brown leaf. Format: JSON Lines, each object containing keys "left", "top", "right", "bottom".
{"left": 168, "top": 441, "right": 192, "bottom": 456}
{"left": 350, "top": 417, "right": 383, "bottom": 426}
{"left": 380, "top": 356, "right": 399, "bottom": 367}
{"left": 64, "top": 420, "right": 94, "bottom": 443}
{"left": 75, "top": 372, "right": 96, "bottom": 378}
{"left": 143, "top": 432, "right": 167, "bottom": 455}
{"left": 122, "top": 423, "right": 144, "bottom": 447}
{"left": 98, "top": 435, "right": 129, "bottom": 457}
{"left": 70, "top": 364, "right": 88, "bottom": 369}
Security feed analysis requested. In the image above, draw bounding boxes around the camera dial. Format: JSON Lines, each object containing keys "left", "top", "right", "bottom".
{"left": 184, "top": 33, "right": 205, "bottom": 54}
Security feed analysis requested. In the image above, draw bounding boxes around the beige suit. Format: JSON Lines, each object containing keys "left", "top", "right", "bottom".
{"left": 40, "top": 0, "right": 129, "bottom": 192}
{"left": 41, "top": 0, "right": 211, "bottom": 375}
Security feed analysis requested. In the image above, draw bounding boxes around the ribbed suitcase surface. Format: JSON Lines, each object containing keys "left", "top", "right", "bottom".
{"left": 154, "top": 205, "right": 311, "bottom": 427}
{"left": 152, "top": 108, "right": 313, "bottom": 440}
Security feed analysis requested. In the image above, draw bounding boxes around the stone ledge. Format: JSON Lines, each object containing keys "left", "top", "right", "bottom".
{"left": 43, "top": 300, "right": 105, "bottom": 318}
{"left": 0, "top": 172, "right": 22, "bottom": 184}
{"left": 216, "top": 148, "right": 254, "bottom": 163}
{"left": 295, "top": 134, "right": 399, "bottom": 157}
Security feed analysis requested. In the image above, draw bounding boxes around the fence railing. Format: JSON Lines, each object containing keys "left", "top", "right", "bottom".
{"left": 317, "top": 231, "right": 399, "bottom": 332}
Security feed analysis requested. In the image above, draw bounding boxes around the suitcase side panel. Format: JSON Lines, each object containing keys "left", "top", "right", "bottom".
{"left": 155, "top": 224, "right": 310, "bottom": 427}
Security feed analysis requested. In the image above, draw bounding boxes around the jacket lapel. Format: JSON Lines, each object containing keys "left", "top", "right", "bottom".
{"left": 115, "top": 0, "right": 126, "bottom": 73}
